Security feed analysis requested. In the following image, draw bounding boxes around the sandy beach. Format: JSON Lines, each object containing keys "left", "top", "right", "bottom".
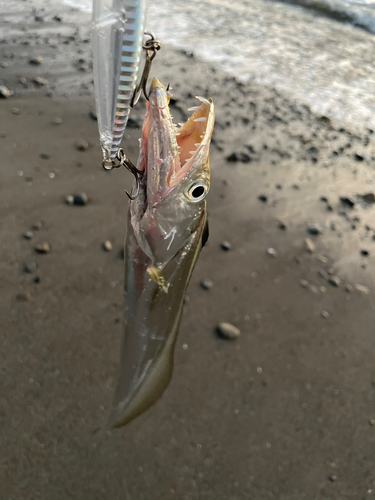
{"left": 1, "top": 2, "right": 375, "bottom": 499}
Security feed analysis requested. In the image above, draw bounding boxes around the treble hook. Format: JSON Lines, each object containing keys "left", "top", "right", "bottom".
{"left": 131, "top": 32, "right": 161, "bottom": 107}
{"left": 103, "top": 148, "right": 143, "bottom": 200}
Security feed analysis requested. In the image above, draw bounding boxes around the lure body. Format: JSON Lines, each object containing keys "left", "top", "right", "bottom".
{"left": 92, "top": 0, "right": 146, "bottom": 162}
{"left": 110, "top": 79, "right": 214, "bottom": 427}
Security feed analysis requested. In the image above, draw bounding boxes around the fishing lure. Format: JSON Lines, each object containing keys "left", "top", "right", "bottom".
{"left": 92, "top": 0, "right": 154, "bottom": 169}
{"left": 109, "top": 78, "right": 214, "bottom": 427}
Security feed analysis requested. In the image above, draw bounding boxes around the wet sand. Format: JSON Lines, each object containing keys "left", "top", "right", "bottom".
{"left": 1, "top": 3, "right": 375, "bottom": 499}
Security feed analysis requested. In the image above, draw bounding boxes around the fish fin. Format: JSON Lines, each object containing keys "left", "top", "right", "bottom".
{"left": 202, "top": 218, "right": 209, "bottom": 248}
{"left": 147, "top": 266, "right": 169, "bottom": 293}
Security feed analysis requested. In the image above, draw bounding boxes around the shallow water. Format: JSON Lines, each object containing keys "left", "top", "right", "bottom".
{"left": 67, "top": 0, "right": 375, "bottom": 131}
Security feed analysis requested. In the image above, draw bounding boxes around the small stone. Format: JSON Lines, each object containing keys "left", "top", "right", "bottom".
{"left": 220, "top": 241, "right": 232, "bottom": 251}
{"left": 321, "top": 310, "right": 330, "bottom": 319}
{"left": 355, "top": 284, "right": 370, "bottom": 295}
{"left": 89, "top": 110, "right": 97, "bottom": 121}
{"left": 12, "top": 107, "right": 21, "bottom": 115}
{"left": 29, "top": 56, "right": 43, "bottom": 65}
{"left": 369, "top": 419, "right": 375, "bottom": 426}
{"left": 353, "top": 154, "right": 364, "bottom": 162}
{"left": 309, "top": 284, "right": 319, "bottom": 294}
{"left": 258, "top": 195, "right": 268, "bottom": 203}
{"left": 200, "top": 279, "right": 213, "bottom": 290}
{"left": 328, "top": 475, "right": 337, "bottom": 482}
{"left": 76, "top": 139, "right": 89, "bottom": 151}
{"left": 320, "top": 286, "right": 327, "bottom": 293}
{"left": 216, "top": 322, "right": 241, "bottom": 340}
{"left": 0, "top": 85, "right": 11, "bottom": 98}
{"left": 35, "top": 242, "right": 50, "bottom": 254}
{"left": 328, "top": 276, "right": 341, "bottom": 287}
{"left": 65, "top": 195, "right": 74, "bottom": 205}
{"left": 304, "top": 238, "right": 315, "bottom": 253}
{"left": 306, "top": 224, "right": 323, "bottom": 235}
{"left": 19, "top": 76, "right": 27, "bottom": 85}
{"left": 33, "top": 276, "right": 40, "bottom": 284}
{"left": 53, "top": 15, "right": 62, "bottom": 21}
{"left": 53, "top": 117, "right": 63, "bottom": 125}
{"left": 275, "top": 184, "right": 282, "bottom": 190}
{"left": 320, "top": 196, "right": 328, "bottom": 202}
{"left": 360, "top": 249, "right": 369, "bottom": 257}
{"left": 23, "top": 261, "right": 38, "bottom": 273}
{"left": 226, "top": 152, "right": 251, "bottom": 163}
{"left": 278, "top": 220, "right": 287, "bottom": 230}
{"left": 16, "top": 291, "right": 31, "bottom": 302}
{"left": 266, "top": 248, "right": 277, "bottom": 258}
{"left": 31, "top": 221, "right": 42, "bottom": 230}
{"left": 345, "top": 284, "right": 354, "bottom": 293}
{"left": 103, "top": 240, "right": 112, "bottom": 252}
{"left": 360, "top": 193, "right": 375, "bottom": 204}
{"left": 316, "top": 254, "right": 328, "bottom": 263}
{"left": 73, "top": 193, "right": 88, "bottom": 206}
{"left": 340, "top": 196, "right": 355, "bottom": 208}
{"left": 23, "top": 231, "right": 34, "bottom": 240}
{"left": 33, "top": 76, "right": 48, "bottom": 86}
{"left": 300, "top": 279, "right": 309, "bottom": 288}
{"left": 40, "top": 153, "right": 50, "bottom": 160}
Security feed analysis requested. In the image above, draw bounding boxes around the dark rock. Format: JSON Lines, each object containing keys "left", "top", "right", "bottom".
{"left": 73, "top": 193, "right": 88, "bottom": 206}
{"left": 53, "top": 15, "right": 62, "bottom": 21}
{"left": 89, "top": 110, "right": 97, "bottom": 121}
{"left": 275, "top": 184, "right": 282, "bottom": 190}
{"left": 340, "top": 197, "right": 355, "bottom": 208}
{"left": 360, "top": 249, "right": 369, "bottom": 257}
{"left": 306, "top": 224, "right": 323, "bottom": 235}
{"left": 40, "top": 153, "right": 50, "bottom": 159}
{"left": 200, "top": 279, "right": 213, "bottom": 290}
{"left": 35, "top": 242, "right": 50, "bottom": 254}
{"left": 278, "top": 220, "right": 287, "bottom": 230}
{"left": 33, "top": 277, "right": 41, "bottom": 284}
{"left": 328, "top": 276, "right": 341, "bottom": 287}
{"left": 216, "top": 322, "right": 240, "bottom": 340}
{"left": 258, "top": 195, "right": 268, "bottom": 203}
{"left": 353, "top": 154, "right": 364, "bottom": 162}
{"left": 16, "top": 292, "right": 31, "bottom": 302}
{"left": 226, "top": 152, "right": 251, "bottom": 163}
{"left": 320, "top": 196, "right": 328, "bottom": 202}
{"left": 360, "top": 193, "right": 375, "bottom": 204}
{"left": 220, "top": 241, "right": 232, "bottom": 251}
{"left": 23, "top": 262, "right": 38, "bottom": 274}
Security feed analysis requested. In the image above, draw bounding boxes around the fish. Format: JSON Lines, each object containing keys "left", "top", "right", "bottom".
{"left": 109, "top": 78, "right": 214, "bottom": 428}
{"left": 92, "top": 0, "right": 146, "bottom": 165}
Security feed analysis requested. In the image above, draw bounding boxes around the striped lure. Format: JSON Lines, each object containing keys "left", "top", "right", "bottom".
{"left": 92, "top": 0, "right": 146, "bottom": 164}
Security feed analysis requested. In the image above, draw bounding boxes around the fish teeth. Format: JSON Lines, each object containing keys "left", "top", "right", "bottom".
{"left": 188, "top": 106, "right": 200, "bottom": 112}
{"left": 178, "top": 122, "right": 185, "bottom": 127}
{"left": 194, "top": 143, "right": 201, "bottom": 147}
{"left": 189, "top": 151, "right": 196, "bottom": 155}
{"left": 195, "top": 96, "right": 211, "bottom": 106}
{"left": 194, "top": 117, "right": 207, "bottom": 123}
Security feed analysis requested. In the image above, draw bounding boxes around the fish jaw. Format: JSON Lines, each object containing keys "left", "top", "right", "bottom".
{"left": 131, "top": 78, "right": 214, "bottom": 267}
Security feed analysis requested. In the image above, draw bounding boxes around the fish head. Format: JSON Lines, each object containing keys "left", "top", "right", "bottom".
{"left": 131, "top": 78, "right": 214, "bottom": 268}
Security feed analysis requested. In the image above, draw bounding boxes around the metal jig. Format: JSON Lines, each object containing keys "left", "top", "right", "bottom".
{"left": 131, "top": 32, "right": 161, "bottom": 107}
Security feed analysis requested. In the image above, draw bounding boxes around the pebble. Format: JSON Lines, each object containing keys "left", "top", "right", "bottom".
{"left": 258, "top": 195, "right": 268, "bottom": 203}
{"left": 103, "top": 240, "right": 113, "bottom": 252}
{"left": 328, "top": 475, "right": 337, "bottom": 482}
{"left": 226, "top": 152, "right": 251, "bottom": 163}
{"left": 360, "top": 249, "right": 369, "bottom": 257}
{"left": 40, "top": 153, "right": 50, "bottom": 159}
{"left": 53, "top": 117, "right": 63, "bottom": 125}
{"left": 23, "top": 261, "right": 38, "bottom": 273}
{"left": 360, "top": 193, "right": 375, "bottom": 204}
{"left": 316, "top": 254, "right": 328, "bottom": 263}
{"left": 321, "top": 310, "right": 330, "bottom": 319}
{"left": 33, "top": 277, "right": 40, "bottom": 284}
{"left": 306, "top": 224, "right": 323, "bottom": 235}
{"left": 355, "top": 284, "right": 370, "bottom": 295}
{"left": 73, "top": 193, "right": 88, "bottom": 206}
{"left": 76, "top": 139, "right": 89, "bottom": 151}
{"left": 328, "top": 276, "right": 341, "bottom": 287}
{"left": 16, "top": 292, "right": 31, "bottom": 302}
{"left": 277, "top": 220, "right": 287, "bottom": 230}
{"left": 31, "top": 221, "right": 43, "bottom": 230}
{"left": 216, "top": 322, "right": 241, "bottom": 340}
{"left": 320, "top": 196, "right": 328, "bottom": 202}
{"left": 369, "top": 419, "right": 375, "bottom": 426}
{"left": 267, "top": 247, "right": 277, "bottom": 258}
{"left": 345, "top": 284, "right": 354, "bottom": 293}
{"left": 12, "top": 107, "right": 21, "bottom": 115}
{"left": 19, "top": 76, "right": 27, "bottom": 85}
{"left": 220, "top": 241, "right": 232, "bottom": 251}
{"left": 200, "top": 279, "right": 213, "bottom": 290}
{"left": 340, "top": 196, "right": 355, "bottom": 208}
{"left": 300, "top": 279, "right": 309, "bottom": 288}
{"left": 29, "top": 56, "right": 43, "bottom": 65}
{"left": 65, "top": 195, "right": 74, "bottom": 205}
{"left": 35, "top": 242, "right": 50, "bottom": 254}
{"left": 0, "top": 85, "right": 11, "bottom": 98}
{"left": 23, "top": 231, "right": 34, "bottom": 240}
{"left": 33, "top": 76, "right": 48, "bottom": 86}
{"left": 304, "top": 238, "right": 315, "bottom": 253}
{"left": 89, "top": 110, "right": 97, "bottom": 121}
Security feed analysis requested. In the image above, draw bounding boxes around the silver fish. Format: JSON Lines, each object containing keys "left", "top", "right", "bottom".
{"left": 110, "top": 78, "right": 214, "bottom": 427}
{"left": 92, "top": 0, "right": 146, "bottom": 164}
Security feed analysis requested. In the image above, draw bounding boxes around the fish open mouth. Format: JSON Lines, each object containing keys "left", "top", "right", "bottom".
{"left": 137, "top": 78, "right": 213, "bottom": 193}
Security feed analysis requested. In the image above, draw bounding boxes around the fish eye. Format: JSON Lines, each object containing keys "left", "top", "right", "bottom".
{"left": 186, "top": 181, "right": 209, "bottom": 202}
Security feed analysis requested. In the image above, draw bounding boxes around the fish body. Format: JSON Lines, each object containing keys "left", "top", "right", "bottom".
{"left": 110, "top": 79, "right": 214, "bottom": 427}
{"left": 92, "top": 0, "right": 146, "bottom": 163}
